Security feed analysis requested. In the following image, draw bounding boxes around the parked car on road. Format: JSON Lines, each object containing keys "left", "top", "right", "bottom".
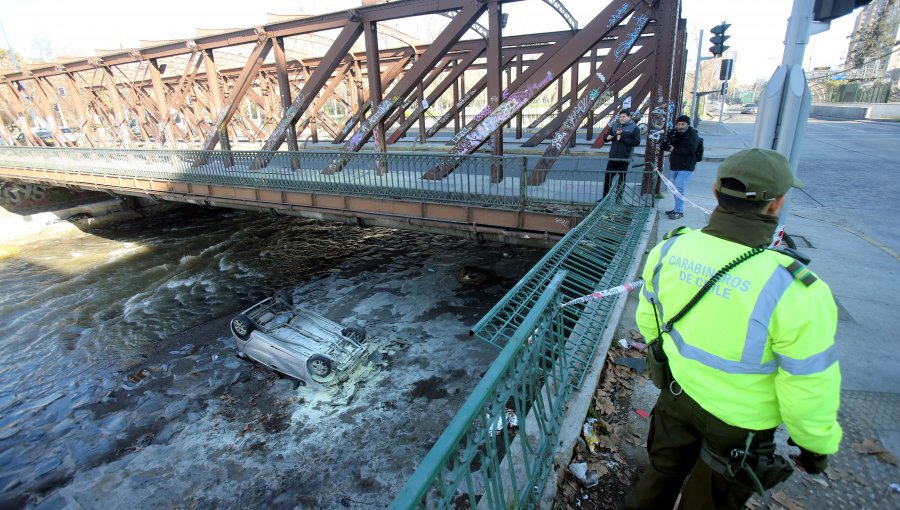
{"left": 59, "top": 127, "right": 78, "bottom": 146}
{"left": 17, "top": 128, "right": 57, "bottom": 146}
{"left": 741, "top": 103, "right": 758, "bottom": 114}
{"left": 230, "top": 290, "right": 369, "bottom": 385}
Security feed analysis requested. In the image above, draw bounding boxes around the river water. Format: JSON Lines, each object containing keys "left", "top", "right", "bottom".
{"left": 0, "top": 203, "right": 547, "bottom": 508}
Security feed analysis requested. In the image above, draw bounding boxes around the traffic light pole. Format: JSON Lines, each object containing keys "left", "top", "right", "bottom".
{"left": 690, "top": 30, "right": 716, "bottom": 126}
{"left": 718, "top": 84, "right": 726, "bottom": 130}
{"left": 690, "top": 29, "right": 703, "bottom": 126}
{"left": 752, "top": 0, "right": 830, "bottom": 225}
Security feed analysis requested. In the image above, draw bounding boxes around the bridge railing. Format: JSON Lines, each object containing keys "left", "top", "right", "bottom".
{"left": 389, "top": 174, "right": 653, "bottom": 509}
{"left": 391, "top": 271, "right": 572, "bottom": 510}
{"left": 0, "top": 147, "right": 654, "bottom": 210}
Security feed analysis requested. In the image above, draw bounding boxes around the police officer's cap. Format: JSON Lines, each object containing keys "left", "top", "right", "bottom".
{"left": 715, "top": 148, "right": 803, "bottom": 201}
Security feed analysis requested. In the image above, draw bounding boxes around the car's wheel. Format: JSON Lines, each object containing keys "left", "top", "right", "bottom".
{"left": 231, "top": 314, "right": 254, "bottom": 340}
{"left": 341, "top": 326, "right": 366, "bottom": 342}
{"left": 306, "top": 355, "right": 334, "bottom": 383}
{"left": 275, "top": 289, "right": 293, "bottom": 307}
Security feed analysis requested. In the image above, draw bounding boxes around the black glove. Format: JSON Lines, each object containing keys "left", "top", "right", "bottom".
{"left": 787, "top": 437, "right": 828, "bottom": 474}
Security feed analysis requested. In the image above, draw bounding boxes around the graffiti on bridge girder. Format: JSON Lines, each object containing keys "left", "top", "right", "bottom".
{"left": 346, "top": 96, "right": 397, "bottom": 149}
{"left": 267, "top": 96, "right": 307, "bottom": 149}
{"left": 450, "top": 87, "right": 509, "bottom": 144}
{"left": 607, "top": 3, "right": 631, "bottom": 29}
{"left": 429, "top": 87, "right": 480, "bottom": 138}
{"left": 614, "top": 14, "right": 649, "bottom": 62}
{"left": 450, "top": 71, "right": 554, "bottom": 155}
{"left": 550, "top": 87, "right": 602, "bottom": 151}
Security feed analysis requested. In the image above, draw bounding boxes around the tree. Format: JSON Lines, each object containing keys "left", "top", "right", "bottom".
{"left": 0, "top": 48, "right": 25, "bottom": 71}
{"left": 847, "top": 0, "right": 900, "bottom": 71}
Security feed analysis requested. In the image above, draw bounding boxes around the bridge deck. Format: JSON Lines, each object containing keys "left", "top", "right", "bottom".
{"left": 0, "top": 147, "right": 651, "bottom": 243}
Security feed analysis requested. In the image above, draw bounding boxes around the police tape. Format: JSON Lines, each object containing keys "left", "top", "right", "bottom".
{"left": 654, "top": 168, "right": 712, "bottom": 216}
{"left": 656, "top": 168, "right": 787, "bottom": 249}
{"left": 559, "top": 229, "right": 783, "bottom": 308}
{"left": 770, "top": 225, "right": 785, "bottom": 248}
{"left": 561, "top": 280, "right": 644, "bottom": 308}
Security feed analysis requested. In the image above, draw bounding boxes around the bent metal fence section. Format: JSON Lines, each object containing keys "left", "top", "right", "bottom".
{"left": 391, "top": 169, "right": 654, "bottom": 509}
{"left": 391, "top": 271, "right": 572, "bottom": 510}
{"left": 471, "top": 165, "right": 653, "bottom": 387}
{"left": 0, "top": 147, "right": 629, "bottom": 211}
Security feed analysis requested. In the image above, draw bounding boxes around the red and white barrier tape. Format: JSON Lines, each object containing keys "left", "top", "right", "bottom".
{"left": 654, "top": 168, "right": 712, "bottom": 216}
{"left": 561, "top": 280, "right": 644, "bottom": 308}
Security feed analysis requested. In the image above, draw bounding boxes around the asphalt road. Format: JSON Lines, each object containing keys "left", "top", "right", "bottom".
{"left": 715, "top": 115, "right": 900, "bottom": 255}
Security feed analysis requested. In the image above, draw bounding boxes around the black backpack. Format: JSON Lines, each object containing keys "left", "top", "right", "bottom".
{"left": 695, "top": 136, "right": 704, "bottom": 162}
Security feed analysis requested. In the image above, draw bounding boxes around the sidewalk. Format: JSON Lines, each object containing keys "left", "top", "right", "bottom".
{"left": 554, "top": 121, "right": 900, "bottom": 509}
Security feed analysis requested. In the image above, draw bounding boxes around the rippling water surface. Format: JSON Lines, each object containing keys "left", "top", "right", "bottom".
{"left": 0, "top": 206, "right": 373, "bottom": 489}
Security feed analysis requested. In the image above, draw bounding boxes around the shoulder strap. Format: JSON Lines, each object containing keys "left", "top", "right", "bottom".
{"left": 768, "top": 247, "right": 817, "bottom": 286}
{"left": 784, "top": 260, "right": 818, "bottom": 286}
{"left": 663, "top": 226, "right": 691, "bottom": 240}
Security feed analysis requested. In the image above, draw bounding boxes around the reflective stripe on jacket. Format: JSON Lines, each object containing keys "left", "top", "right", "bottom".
{"left": 636, "top": 229, "right": 842, "bottom": 454}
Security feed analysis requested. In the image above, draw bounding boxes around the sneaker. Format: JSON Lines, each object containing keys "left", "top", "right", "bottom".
{"left": 664, "top": 209, "right": 676, "bottom": 215}
{"left": 667, "top": 211, "right": 683, "bottom": 219}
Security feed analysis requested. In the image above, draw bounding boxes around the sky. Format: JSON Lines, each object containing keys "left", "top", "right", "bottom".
{"left": 0, "top": 0, "right": 862, "bottom": 84}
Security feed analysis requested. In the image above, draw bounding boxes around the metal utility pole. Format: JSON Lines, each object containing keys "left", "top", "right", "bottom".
{"left": 752, "top": 0, "right": 831, "bottom": 224}
{"left": 690, "top": 29, "right": 704, "bottom": 126}
{"left": 718, "top": 83, "right": 726, "bottom": 129}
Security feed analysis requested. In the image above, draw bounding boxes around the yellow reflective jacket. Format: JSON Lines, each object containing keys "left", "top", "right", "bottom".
{"left": 636, "top": 228, "right": 842, "bottom": 454}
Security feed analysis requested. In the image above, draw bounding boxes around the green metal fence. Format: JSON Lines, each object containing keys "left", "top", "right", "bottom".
{"left": 470, "top": 170, "right": 653, "bottom": 387}
{"left": 827, "top": 80, "right": 892, "bottom": 104}
{"left": 390, "top": 171, "right": 654, "bottom": 509}
{"left": 391, "top": 271, "right": 573, "bottom": 510}
{"left": 0, "top": 147, "right": 650, "bottom": 210}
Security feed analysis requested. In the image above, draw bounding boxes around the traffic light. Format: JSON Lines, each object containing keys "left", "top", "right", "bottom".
{"left": 709, "top": 23, "right": 731, "bottom": 57}
{"left": 813, "top": 0, "right": 872, "bottom": 22}
{"left": 719, "top": 58, "right": 734, "bottom": 81}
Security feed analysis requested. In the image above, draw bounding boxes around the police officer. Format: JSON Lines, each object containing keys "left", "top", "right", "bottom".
{"left": 626, "top": 148, "right": 841, "bottom": 509}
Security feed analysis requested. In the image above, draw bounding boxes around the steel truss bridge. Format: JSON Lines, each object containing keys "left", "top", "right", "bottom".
{"left": 0, "top": 0, "right": 685, "bottom": 507}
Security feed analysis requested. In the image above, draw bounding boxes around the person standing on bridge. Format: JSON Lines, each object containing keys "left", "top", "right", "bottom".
{"left": 626, "top": 148, "right": 842, "bottom": 509}
{"left": 602, "top": 109, "right": 642, "bottom": 202}
{"left": 663, "top": 115, "right": 701, "bottom": 220}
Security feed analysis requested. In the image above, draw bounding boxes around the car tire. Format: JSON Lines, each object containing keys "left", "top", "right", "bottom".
{"left": 306, "top": 355, "right": 334, "bottom": 383}
{"left": 275, "top": 289, "right": 293, "bottom": 307}
{"left": 231, "top": 314, "right": 254, "bottom": 340}
{"left": 341, "top": 326, "right": 366, "bottom": 342}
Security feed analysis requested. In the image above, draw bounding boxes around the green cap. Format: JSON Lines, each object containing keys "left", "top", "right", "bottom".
{"left": 715, "top": 148, "right": 803, "bottom": 201}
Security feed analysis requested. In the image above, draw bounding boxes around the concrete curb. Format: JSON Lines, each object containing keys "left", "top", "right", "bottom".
{"left": 538, "top": 208, "right": 658, "bottom": 509}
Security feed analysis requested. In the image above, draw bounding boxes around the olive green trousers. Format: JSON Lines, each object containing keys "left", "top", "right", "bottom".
{"left": 624, "top": 385, "right": 778, "bottom": 510}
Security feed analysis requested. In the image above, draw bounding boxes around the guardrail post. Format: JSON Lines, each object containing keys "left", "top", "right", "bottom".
{"left": 519, "top": 156, "right": 528, "bottom": 210}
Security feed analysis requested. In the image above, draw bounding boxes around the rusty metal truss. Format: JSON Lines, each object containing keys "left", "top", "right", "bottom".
{"left": 0, "top": 0, "right": 685, "bottom": 183}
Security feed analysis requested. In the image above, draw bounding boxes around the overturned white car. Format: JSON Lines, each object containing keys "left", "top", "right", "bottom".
{"left": 229, "top": 290, "right": 368, "bottom": 385}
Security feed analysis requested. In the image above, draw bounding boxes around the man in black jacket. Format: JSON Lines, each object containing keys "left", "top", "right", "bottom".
{"left": 664, "top": 115, "right": 701, "bottom": 219}
{"left": 602, "top": 110, "right": 642, "bottom": 201}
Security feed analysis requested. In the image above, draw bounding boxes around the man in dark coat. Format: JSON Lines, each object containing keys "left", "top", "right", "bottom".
{"left": 664, "top": 115, "right": 701, "bottom": 219}
{"left": 602, "top": 110, "right": 642, "bottom": 201}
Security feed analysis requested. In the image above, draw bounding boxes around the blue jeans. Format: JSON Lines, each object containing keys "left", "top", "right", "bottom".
{"left": 671, "top": 170, "right": 693, "bottom": 213}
